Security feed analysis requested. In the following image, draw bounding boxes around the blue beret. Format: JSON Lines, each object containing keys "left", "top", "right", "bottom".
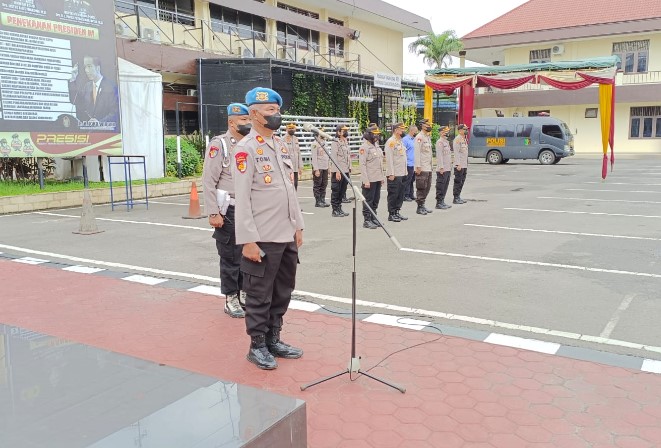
{"left": 245, "top": 87, "right": 283, "bottom": 107}
{"left": 227, "top": 103, "right": 249, "bottom": 116}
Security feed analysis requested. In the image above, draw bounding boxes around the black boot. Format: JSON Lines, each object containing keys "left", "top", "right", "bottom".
{"left": 363, "top": 219, "right": 377, "bottom": 229}
{"left": 267, "top": 329, "right": 303, "bottom": 359}
{"left": 321, "top": 196, "right": 330, "bottom": 207}
{"left": 342, "top": 195, "right": 352, "bottom": 203}
{"left": 371, "top": 217, "right": 382, "bottom": 227}
{"left": 396, "top": 210, "right": 408, "bottom": 220}
{"left": 436, "top": 200, "right": 452, "bottom": 210}
{"left": 423, "top": 205, "right": 433, "bottom": 213}
{"left": 315, "top": 197, "right": 324, "bottom": 208}
{"left": 331, "top": 206, "right": 344, "bottom": 217}
{"left": 416, "top": 204, "right": 427, "bottom": 215}
{"left": 339, "top": 206, "right": 349, "bottom": 217}
{"left": 247, "top": 335, "right": 278, "bottom": 369}
{"left": 388, "top": 212, "right": 401, "bottom": 222}
{"left": 453, "top": 197, "right": 466, "bottom": 204}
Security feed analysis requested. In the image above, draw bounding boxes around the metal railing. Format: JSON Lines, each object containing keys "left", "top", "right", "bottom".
{"left": 114, "top": 0, "right": 362, "bottom": 73}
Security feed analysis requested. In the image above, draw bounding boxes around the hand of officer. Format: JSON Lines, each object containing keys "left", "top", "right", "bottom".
{"left": 314, "top": 170, "right": 320, "bottom": 177}
{"left": 295, "top": 229, "right": 303, "bottom": 248}
{"left": 364, "top": 181, "right": 370, "bottom": 189}
{"left": 209, "top": 214, "right": 224, "bottom": 228}
{"left": 415, "top": 167, "right": 421, "bottom": 175}
{"left": 243, "top": 242, "right": 262, "bottom": 262}
{"left": 335, "top": 172, "right": 341, "bottom": 181}
{"left": 388, "top": 175, "right": 395, "bottom": 181}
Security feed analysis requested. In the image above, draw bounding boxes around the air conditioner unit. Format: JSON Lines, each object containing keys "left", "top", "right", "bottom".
{"left": 141, "top": 27, "right": 161, "bottom": 42}
{"left": 242, "top": 48, "right": 254, "bottom": 58}
{"left": 278, "top": 47, "right": 295, "bottom": 61}
{"left": 115, "top": 23, "right": 132, "bottom": 37}
{"left": 305, "top": 59, "right": 314, "bottom": 66}
{"left": 512, "top": 112, "right": 520, "bottom": 117}
{"left": 187, "top": 89, "right": 198, "bottom": 96}
{"left": 551, "top": 44, "right": 564, "bottom": 55}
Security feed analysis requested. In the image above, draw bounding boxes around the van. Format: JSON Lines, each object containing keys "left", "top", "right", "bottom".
{"left": 468, "top": 117, "right": 575, "bottom": 165}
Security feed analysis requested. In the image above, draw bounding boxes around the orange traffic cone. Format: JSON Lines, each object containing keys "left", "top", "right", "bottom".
{"left": 182, "top": 181, "right": 206, "bottom": 219}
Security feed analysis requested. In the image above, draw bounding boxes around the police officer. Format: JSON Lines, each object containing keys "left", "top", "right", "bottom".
{"left": 234, "top": 87, "right": 305, "bottom": 370}
{"left": 330, "top": 124, "right": 351, "bottom": 218}
{"left": 310, "top": 128, "right": 330, "bottom": 207}
{"left": 453, "top": 124, "right": 469, "bottom": 204}
{"left": 358, "top": 123, "right": 384, "bottom": 229}
{"left": 385, "top": 122, "right": 408, "bottom": 222}
{"left": 435, "top": 126, "right": 453, "bottom": 210}
{"left": 283, "top": 123, "right": 303, "bottom": 190}
{"left": 202, "top": 103, "right": 252, "bottom": 319}
{"left": 414, "top": 120, "right": 434, "bottom": 215}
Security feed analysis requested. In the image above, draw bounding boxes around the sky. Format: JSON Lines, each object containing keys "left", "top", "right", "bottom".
{"left": 382, "top": 0, "right": 529, "bottom": 81}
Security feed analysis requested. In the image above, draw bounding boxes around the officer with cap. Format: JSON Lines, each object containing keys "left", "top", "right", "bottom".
{"left": 203, "top": 102, "right": 252, "bottom": 319}
{"left": 283, "top": 123, "right": 303, "bottom": 190}
{"left": 330, "top": 124, "right": 351, "bottom": 218}
{"left": 453, "top": 124, "right": 469, "bottom": 204}
{"left": 385, "top": 122, "right": 409, "bottom": 222}
{"left": 435, "top": 126, "right": 453, "bottom": 209}
{"left": 234, "top": 87, "right": 305, "bottom": 370}
{"left": 414, "top": 120, "right": 434, "bottom": 215}
{"left": 310, "top": 127, "right": 330, "bottom": 207}
{"left": 358, "top": 123, "right": 384, "bottom": 229}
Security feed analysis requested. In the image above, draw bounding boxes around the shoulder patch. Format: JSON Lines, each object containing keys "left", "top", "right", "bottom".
{"left": 389, "top": 142, "right": 394, "bottom": 148}
{"left": 235, "top": 152, "right": 248, "bottom": 173}
{"left": 256, "top": 135, "right": 265, "bottom": 144}
{"left": 209, "top": 146, "right": 219, "bottom": 158}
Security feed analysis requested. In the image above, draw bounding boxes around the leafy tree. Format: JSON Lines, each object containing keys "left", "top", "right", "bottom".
{"left": 408, "top": 30, "right": 464, "bottom": 68}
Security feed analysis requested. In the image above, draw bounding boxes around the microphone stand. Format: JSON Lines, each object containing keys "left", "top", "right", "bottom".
{"left": 300, "top": 136, "right": 405, "bottom": 393}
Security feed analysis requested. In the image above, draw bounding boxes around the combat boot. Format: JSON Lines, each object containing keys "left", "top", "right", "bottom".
{"left": 363, "top": 219, "right": 377, "bottom": 229}
{"left": 436, "top": 200, "right": 451, "bottom": 210}
{"left": 247, "top": 335, "right": 278, "bottom": 370}
{"left": 416, "top": 204, "right": 427, "bottom": 215}
{"left": 396, "top": 209, "right": 408, "bottom": 220}
{"left": 342, "top": 195, "right": 352, "bottom": 203}
{"left": 239, "top": 290, "right": 247, "bottom": 310}
{"left": 388, "top": 212, "right": 401, "bottom": 222}
{"left": 371, "top": 217, "right": 382, "bottom": 227}
{"left": 453, "top": 197, "right": 466, "bottom": 204}
{"left": 224, "top": 293, "right": 245, "bottom": 318}
{"left": 422, "top": 204, "right": 433, "bottom": 213}
{"left": 315, "top": 197, "right": 324, "bottom": 208}
{"left": 267, "top": 329, "right": 303, "bottom": 359}
{"left": 321, "top": 196, "right": 330, "bottom": 207}
{"left": 339, "top": 206, "right": 349, "bottom": 217}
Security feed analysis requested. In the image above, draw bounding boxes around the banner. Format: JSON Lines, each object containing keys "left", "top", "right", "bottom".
{"left": 0, "top": 0, "right": 122, "bottom": 158}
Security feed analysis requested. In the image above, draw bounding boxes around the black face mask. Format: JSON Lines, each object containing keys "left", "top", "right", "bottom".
{"left": 236, "top": 123, "right": 251, "bottom": 136}
{"left": 342, "top": 131, "right": 349, "bottom": 138}
{"left": 261, "top": 112, "right": 282, "bottom": 131}
{"left": 287, "top": 130, "right": 295, "bottom": 135}
{"left": 399, "top": 131, "right": 406, "bottom": 138}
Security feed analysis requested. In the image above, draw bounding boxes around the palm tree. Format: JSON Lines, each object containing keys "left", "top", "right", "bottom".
{"left": 408, "top": 31, "right": 464, "bottom": 68}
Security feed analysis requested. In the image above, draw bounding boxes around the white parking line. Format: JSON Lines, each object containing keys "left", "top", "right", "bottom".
{"left": 62, "top": 265, "right": 106, "bottom": 274}
{"left": 566, "top": 188, "right": 661, "bottom": 194}
{"left": 600, "top": 293, "right": 636, "bottom": 338}
{"left": 538, "top": 196, "right": 661, "bottom": 205}
{"left": 642, "top": 359, "right": 661, "bottom": 374}
{"left": 34, "top": 212, "right": 213, "bottom": 231}
{"left": 585, "top": 181, "right": 661, "bottom": 186}
{"left": 505, "top": 207, "right": 661, "bottom": 219}
{"left": 484, "top": 334, "right": 561, "bottom": 354}
{"left": 188, "top": 285, "right": 222, "bottom": 296}
{"left": 464, "top": 224, "right": 661, "bottom": 241}
{"left": 13, "top": 257, "right": 49, "bottom": 265}
{"left": 363, "top": 314, "right": 430, "bottom": 330}
{"left": 122, "top": 275, "right": 168, "bottom": 286}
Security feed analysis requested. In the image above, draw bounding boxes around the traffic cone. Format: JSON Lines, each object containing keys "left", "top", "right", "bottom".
{"left": 182, "top": 181, "right": 206, "bottom": 219}
{"left": 73, "top": 189, "right": 103, "bottom": 235}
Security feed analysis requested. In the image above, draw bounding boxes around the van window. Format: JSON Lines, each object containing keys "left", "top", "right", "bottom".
{"left": 473, "top": 125, "right": 496, "bottom": 137}
{"left": 516, "top": 124, "right": 533, "bottom": 137}
{"left": 498, "top": 125, "right": 515, "bottom": 137}
{"left": 542, "top": 125, "right": 563, "bottom": 139}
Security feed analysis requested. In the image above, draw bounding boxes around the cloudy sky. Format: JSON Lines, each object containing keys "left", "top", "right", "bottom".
{"left": 383, "top": 0, "right": 529, "bottom": 80}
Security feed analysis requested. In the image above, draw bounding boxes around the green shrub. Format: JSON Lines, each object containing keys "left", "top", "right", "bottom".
{"left": 165, "top": 137, "right": 202, "bottom": 177}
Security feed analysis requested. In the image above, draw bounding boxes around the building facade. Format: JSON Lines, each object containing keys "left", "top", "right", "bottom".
{"left": 461, "top": 0, "right": 661, "bottom": 153}
{"left": 113, "top": 0, "right": 432, "bottom": 133}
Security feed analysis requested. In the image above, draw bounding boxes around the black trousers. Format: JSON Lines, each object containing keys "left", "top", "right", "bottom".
{"left": 213, "top": 205, "right": 243, "bottom": 296}
{"left": 405, "top": 166, "right": 415, "bottom": 198}
{"left": 241, "top": 241, "right": 298, "bottom": 337}
{"left": 453, "top": 167, "right": 468, "bottom": 198}
{"left": 362, "top": 180, "right": 381, "bottom": 220}
{"left": 330, "top": 171, "right": 349, "bottom": 207}
{"left": 435, "top": 171, "right": 451, "bottom": 202}
{"left": 387, "top": 176, "right": 406, "bottom": 213}
{"left": 313, "top": 169, "right": 328, "bottom": 199}
{"left": 293, "top": 171, "right": 299, "bottom": 190}
{"left": 415, "top": 171, "right": 432, "bottom": 205}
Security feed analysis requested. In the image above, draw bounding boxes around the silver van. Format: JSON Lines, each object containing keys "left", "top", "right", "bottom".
{"left": 468, "top": 117, "right": 575, "bottom": 165}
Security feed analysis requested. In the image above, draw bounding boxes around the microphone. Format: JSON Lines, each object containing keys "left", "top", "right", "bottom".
{"left": 302, "top": 123, "right": 335, "bottom": 141}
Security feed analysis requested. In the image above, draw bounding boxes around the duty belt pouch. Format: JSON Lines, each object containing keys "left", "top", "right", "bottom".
{"left": 241, "top": 256, "right": 266, "bottom": 277}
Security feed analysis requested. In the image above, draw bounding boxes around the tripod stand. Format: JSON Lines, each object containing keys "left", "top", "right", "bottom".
{"left": 300, "top": 130, "right": 405, "bottom": 393}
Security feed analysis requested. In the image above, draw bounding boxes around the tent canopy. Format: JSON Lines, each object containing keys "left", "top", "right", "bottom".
{"left": 425, "top": 56, "right": 619, "bottom": 75}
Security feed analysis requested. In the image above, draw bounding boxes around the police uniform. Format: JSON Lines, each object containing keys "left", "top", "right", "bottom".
{"left": 202, "top": 102, "right": 249, "bottom": 318}
{"left": 358, "top": 123, "right": 384, "bottom": 229}
{"left": 234, "top": 87, "right": 305, "bottom": 370}
{"left": 385, "top": 123, "right": 408, "bottom": 222}
{"left": 283, "top": 123, "right": 303, "bottom": 190}
{"left": 414, "top": 126, "right": 434, "bottom": 214}
{"left": 435, "top": 128, "right": 453, "bottom": 209}
{"left": 310, "top": 133, "right": 330, "bottom": 207}
{"left": 453, "top": 124, "right": 469, "bottom": 204}
{"left": 330, "top": 125, "right": 351, "bottom": 217}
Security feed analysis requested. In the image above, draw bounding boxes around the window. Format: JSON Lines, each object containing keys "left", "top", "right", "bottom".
{"left": 277, "top": 3, "right": 319, "bottom": 19}
{"left": 209, "top": 4, "right": 266, "bottom": 40}
{"left": 277, "top": 22, "right": 319, "bottom": 50}
{"left": 585, "top": 108, "right": 598, "bottom": 118}
{"left": 329, "top": 35, "right": 344, "bottom": 56}
{"left": 157, "top": 0, "right": 194, "bottom": 25}
{"left": 529, "top": 49, "right": 551, "bottom": 64}
{"left": 473, "top": 125, "right": 496, "bottom": 138}
{"left": 497, "top": 125, "right": 515, "bottom": 137}
{"left": 542, "top": 125, "right": 563, "bottom": 139}
{"left": 630, "top": 106, "right": 661, "bottom": 138}
{"left": 528, "top": 110, "right": 550, "bottom": 117}
{"left": 516, "top": 124, "right": 533, "bottom": 137}
{"left": 613, "top": 40, "right": 649, "bottom": 73}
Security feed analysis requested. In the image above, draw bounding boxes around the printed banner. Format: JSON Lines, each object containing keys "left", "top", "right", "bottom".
{"left": 0, "top": 0, "right": 121, "bottom": 158}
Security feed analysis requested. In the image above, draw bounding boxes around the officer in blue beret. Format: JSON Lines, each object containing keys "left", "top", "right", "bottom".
{"left": 233, "top": 87, "right": 305, "bottom": 370}
{"left": 202, "top": 102, "right": 252, "bottom": 319}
